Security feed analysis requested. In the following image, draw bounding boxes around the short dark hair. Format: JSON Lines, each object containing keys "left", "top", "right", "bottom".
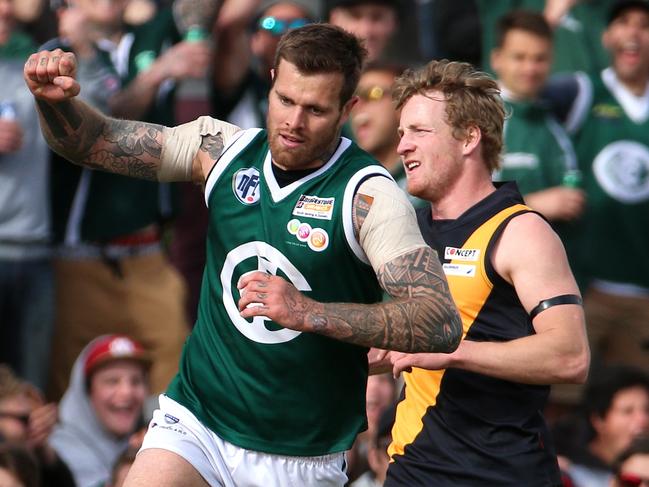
{"left": 273, "top": 23, "right": 367, "bottom": 105}
{"left": 495, "top": 10, "right": 553, "bottom": 48}
{"left": 608, "top": 0, "right": 649, "bottom": 25}
{"left": 583, "top": 365, "right": 649, "bottom": 420}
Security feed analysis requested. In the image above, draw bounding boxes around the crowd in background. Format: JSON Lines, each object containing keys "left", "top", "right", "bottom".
{"left": 0, "top": 0, "right": 648, "bottom": 486}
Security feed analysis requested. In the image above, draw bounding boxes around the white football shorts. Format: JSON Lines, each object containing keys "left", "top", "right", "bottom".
{"left": 140, "top": 394, "right": 348, "bottom": 487}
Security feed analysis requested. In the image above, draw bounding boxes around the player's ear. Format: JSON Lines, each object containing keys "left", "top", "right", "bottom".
{"left": 462, "top": 125, "right": 481, "bottom": 156}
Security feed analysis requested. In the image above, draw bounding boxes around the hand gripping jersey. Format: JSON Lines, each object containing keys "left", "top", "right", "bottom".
{"left": 167, "top": 129, "right": 388, "bottom": 456}
{"left": 387, "top": 183, "right": 561, "bottom": 487}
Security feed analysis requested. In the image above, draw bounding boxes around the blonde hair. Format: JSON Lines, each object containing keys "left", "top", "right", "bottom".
{"left": 393, "top": 60, "right": 505, "bottom": 171}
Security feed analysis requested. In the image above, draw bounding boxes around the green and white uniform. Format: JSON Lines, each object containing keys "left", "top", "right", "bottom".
{"left": 565, "top": 68, "right": 649, "bottom": 289}
{"left": 494, "top": 93, "right": 582, "bottom": 280}
{"left": 167, "top": 129, "right": 389, "bottom": 456}
{"left": 496, "top": 95, "right": 577, "bottom": 194}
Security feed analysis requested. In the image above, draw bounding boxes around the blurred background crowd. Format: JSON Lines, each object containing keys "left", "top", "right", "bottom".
{"left": 0, "top": 0, "right": 647, "bottom": 486}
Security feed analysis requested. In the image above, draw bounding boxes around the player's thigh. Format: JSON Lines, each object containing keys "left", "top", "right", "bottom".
{"left": 124, "top": 448, "right": 211, "bottom": 487}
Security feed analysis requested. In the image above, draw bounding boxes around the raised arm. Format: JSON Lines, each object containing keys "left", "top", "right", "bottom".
{"left": 237, "top": 176, "right": 463, "bottom": 353}
{"left": 24, "top": 49, "right": 165, "bottom": 180}
{"left": 392, "top": 213, "right": 590, "bottom": 384}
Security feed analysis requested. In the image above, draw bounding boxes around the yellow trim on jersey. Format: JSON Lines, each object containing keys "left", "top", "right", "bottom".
{"left": 388, "top": 203, "right": 529, "bottom": 460}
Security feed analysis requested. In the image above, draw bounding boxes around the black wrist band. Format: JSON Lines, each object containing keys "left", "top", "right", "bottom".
{"left": 529, "top": 294, "right": 583, "bottom": 320}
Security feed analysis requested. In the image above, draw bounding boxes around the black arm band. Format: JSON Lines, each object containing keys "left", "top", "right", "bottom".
{"left": 529, "top": 294, "right": 583, "bottom": 320}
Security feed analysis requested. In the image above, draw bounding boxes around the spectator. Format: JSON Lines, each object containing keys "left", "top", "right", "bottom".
{"left": 44, "top": 0, "right": 216, "bottom": 400}
{"left": 327, "top": 0, "right": 400, "bottom": 63}
{"left": 546, "top": 0, "right": 649, "bottom": 370}
{"left": 491, "top": 10, "right": 584, "bottom": 224}
{"left": 490, "top": 9, "right": 586, "bottom": 307}
{"left": 610, "top": 436, "right": 649, "bottom": 487}
{"left": 0, "top": 444, "right": 39, "bottom": 487}
{"left": 212, "top": 0, "right": 322, "bottom": 128}
{"left": 0, "top": 365, "right": 75, "bottom": 487}
{"left": 556, "top": 365, "right": 649, "bottom": 487}
{"left": 50, "top": 335, "right": 151, "bottom": 487}
{"left": 351, "top": 61, "right": 426, "bottom": 209}
{"left": 0, "top": 0, "right": 53, "bottom": 392}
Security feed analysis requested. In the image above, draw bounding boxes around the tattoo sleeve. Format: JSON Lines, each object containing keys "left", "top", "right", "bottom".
{"left": 303, "top": 246, "right": 462, "bottom": 353}
{"left": 36, "top": 98, "right": 164, "bottom": 180}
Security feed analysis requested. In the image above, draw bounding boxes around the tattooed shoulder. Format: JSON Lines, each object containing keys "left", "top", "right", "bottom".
{"left": 200, "top": 133, "right": 225, "bottom": 161}
{"left": 352, "top": 192, "right": 374, "bottom": 238}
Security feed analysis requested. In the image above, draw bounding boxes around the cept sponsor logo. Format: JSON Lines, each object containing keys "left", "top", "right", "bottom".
{"left": 444, "top": 247, "right": 480, "bottom": 261}
{"left": 233, "top": 168, "right": 261, "bottom": 205}
{"left": 287, "top": 218, "right": 329, "bottom": 252}
{"left": 292, "top": 195, "right": 335, "bottom": 220}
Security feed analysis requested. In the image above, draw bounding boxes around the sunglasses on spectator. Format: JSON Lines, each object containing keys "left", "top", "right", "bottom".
{"left": 619, "top": 473, "right": 649, "bottom": 487}
{"left": 355, "top": 86, "right": 392, "bottom": 102}
{"left": 258, "top": 17, "right": 311, "bottom": 36}
{"left": 0, "top": 411, "right": 30, "bottom": 426}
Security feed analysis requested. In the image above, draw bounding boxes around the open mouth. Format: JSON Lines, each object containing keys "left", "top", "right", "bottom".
{"left": 405, "top": 161, "right": 421, "bottom": 171}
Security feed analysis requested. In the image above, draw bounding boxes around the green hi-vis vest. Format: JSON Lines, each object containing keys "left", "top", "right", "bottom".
{"left": 167, "top": 129, "right": 388, "bottom": 456}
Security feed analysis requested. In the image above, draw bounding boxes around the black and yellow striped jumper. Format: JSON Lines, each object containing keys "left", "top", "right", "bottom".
{"left": 386, "top": 182, "right": 562, "bottom": 487}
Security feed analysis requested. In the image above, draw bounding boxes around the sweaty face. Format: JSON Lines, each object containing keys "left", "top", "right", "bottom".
{"left": 491, "top": 29, "right": 552, "bottom": 99}
{"left": 267, "top": 59, "right": 351, "bottom": 170}
{"left": 594, "top": 386, "right": 649, "bottom": 459}
{"left": 329, "top": 5, "right": 397, "bottom": 62}
{"left": 89, "top": 360, "right": 148, "bottom": 438}
{"left": 604, "top": 8, "right": 649, "bottom": 88}
{"left": 351, "top": 69, "right": 400, "bottom": 159}
{"left": 397, "top": 92, "right": 465, "bottom": 203}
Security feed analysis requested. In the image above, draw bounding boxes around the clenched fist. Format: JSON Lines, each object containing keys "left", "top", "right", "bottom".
{"left": 24, "top": 49, "right": 81, "bottom": 102}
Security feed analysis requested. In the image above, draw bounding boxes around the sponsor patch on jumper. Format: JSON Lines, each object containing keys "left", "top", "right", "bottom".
{"left": 287, "top": 219, "right": 329, "bottom": 252}
{"left": 292, "top": 195, "right": 335, "bottom": 220}
{"left": 233, "top": 168, "right": 261, "bottom": 205}
{"left": 444, "top": 247, "right": 480, "bottom": 261}
{"left": 443, "top": 263, "right": 476, "bottom": 277}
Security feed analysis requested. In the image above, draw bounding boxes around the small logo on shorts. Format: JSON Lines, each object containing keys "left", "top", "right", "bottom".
{"left": 164, "top": 413, "right": 180, "bottom": 424}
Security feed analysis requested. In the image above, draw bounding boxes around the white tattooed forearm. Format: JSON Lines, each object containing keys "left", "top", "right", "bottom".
{"left": 36, "top": 98, "right": 164, "bottom": 180}
{"left": 300, "top": 247, "right": 462, "bottom": 352}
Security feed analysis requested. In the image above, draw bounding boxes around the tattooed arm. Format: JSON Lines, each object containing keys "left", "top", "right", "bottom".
{"left": 24, "top": 49, "right": 214, "bottom": 182}
{"left": 238, "top": 176, "right": 462, "bottom": 353}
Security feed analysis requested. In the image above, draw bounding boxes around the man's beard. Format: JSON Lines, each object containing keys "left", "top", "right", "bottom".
{"left": 268, "top": 122, "right": 341, "bottom": 170}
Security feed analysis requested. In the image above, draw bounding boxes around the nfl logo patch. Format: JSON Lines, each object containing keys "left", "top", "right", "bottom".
{"left": 232, "top": 168, "right": 261, "bottom": 205}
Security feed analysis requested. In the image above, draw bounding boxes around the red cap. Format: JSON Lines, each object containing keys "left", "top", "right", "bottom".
{"left": 84, "top": 335, "right": 151, "bottom": 378}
